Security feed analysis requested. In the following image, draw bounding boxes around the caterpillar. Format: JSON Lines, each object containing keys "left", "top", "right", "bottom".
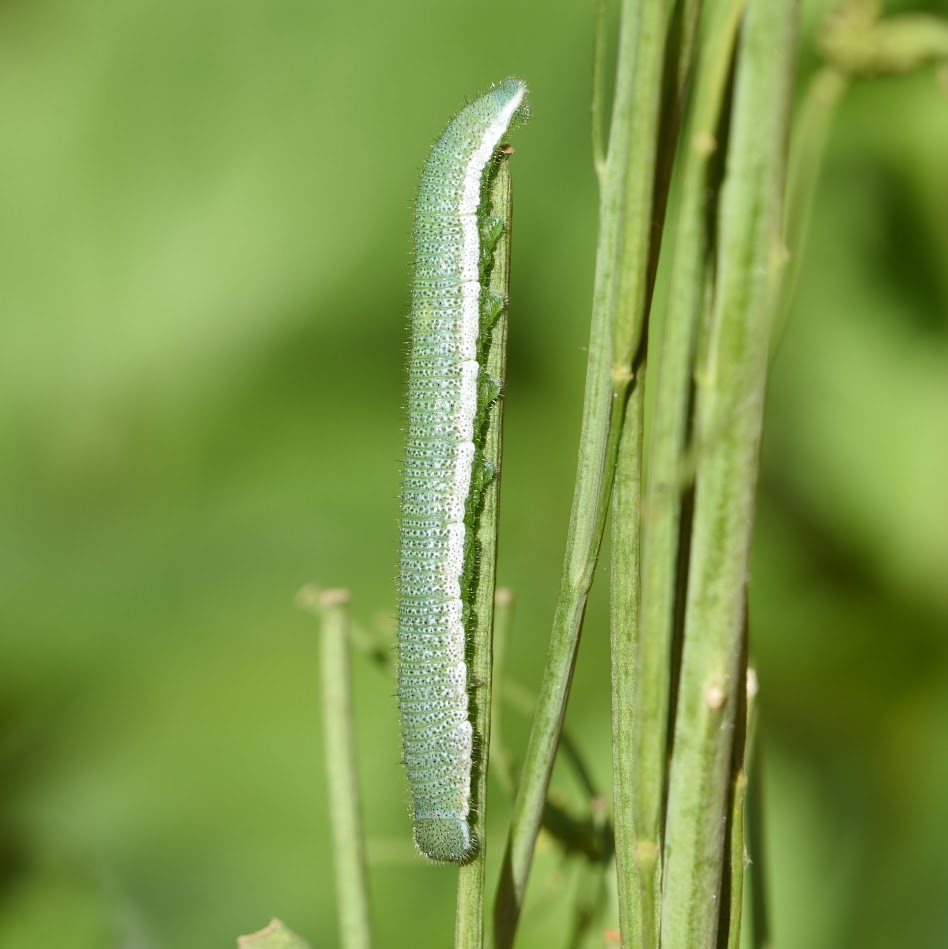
{"left": 397, "top": 77, "right": 527, "bottom": 863}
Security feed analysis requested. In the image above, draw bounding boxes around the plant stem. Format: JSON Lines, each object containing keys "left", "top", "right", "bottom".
{"left": 627, "top": 2, "right": 746, "bottom": 945}
{"left": 670, "top": 0, "right": 703, "bottom": 101}
{"left": 317, "top": 589, "right": 373, "bottom": 949}
{"left": 609, "top": 374, "right": 645, "bottom": 949}
{"left": 567, "top": 847, "right": 613, "bottom": 949}
{"left": 489, "top": 588, "right": 517, "bottom": 797}
{"left": 591, "top": 0, "right": 609, "bottom": 178}
{"left": 774, "top": 65, "right": 847, "bottom": 351}
{"left": 744, "top": 667, "right": 770, "bottom": 949}
{"left": 659, "top": 2, "right": 797, "bottom": 946}
{"left": 455, "top": 154, "right": 513, "bottom": 949}
{"left": 776, "top": 5, "right": 948, "bottom": 349}
{"left": 606, "top": 0, "right": 688, "bottom": 944}
{"left": 503, "top": 681, "right": 601, "bottom": 804}
{"left": 493, "top": 2, "right": 672, "bottom": 945}
{"left": 725, "top": 770, "right": 749, "bottom": 949}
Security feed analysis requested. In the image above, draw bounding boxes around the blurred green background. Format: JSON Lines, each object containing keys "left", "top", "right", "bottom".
{"left": 1, "top": 0, "right": 946, "bottom": 946}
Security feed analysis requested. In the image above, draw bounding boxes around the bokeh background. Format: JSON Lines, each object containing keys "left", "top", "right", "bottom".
{"left": 1, "top": 0, "right": 946, "bottom": 946}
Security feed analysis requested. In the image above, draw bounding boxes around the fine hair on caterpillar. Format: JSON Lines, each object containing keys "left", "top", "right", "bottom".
{"left": 396, "top": 77, "right": 528, "bottom": 864}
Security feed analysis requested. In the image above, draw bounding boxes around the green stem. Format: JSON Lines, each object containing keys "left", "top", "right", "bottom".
{"left": 493, "top": 2, "right": 672, "bottom": 945}
{"left": 819, "top": 5, "right": 948, "bottom": 77}
{"left": 725, "top": 771, "right": 749, "bottom": 949}
{"left": 610, "top": 0, "right": 674, "bottom": 371}
{"left": 776, "top": 5, "right": 948, "bottom": 349}
{"left": 722, "top": 623, "right": 750, "bottom": 949}
{"left": 299, "top": 583, "right": 395, "bottom": 677}
{"left": 744, "top": 668, "right": 770, "bottom": 949}
{"left": 317, "top": 589, "right": 373, "bottom": 949}
{"left": 567, "top": 851, "right": 613, "bottom": 949}
{"left": 628, "top": 2, "right": 746, "bottom": 945}
{"left": 607, "top": 0, "right": 707, "bottom": 944}
{"left": 671, "top": 0, "right": 704, "bottom": 101}
{"left": 455, "top": 153, "right": 513, "bottom": 949}
{"left": 609, "top": 374, "right": 645, "bottom": 949}
{"left": 774, "top": 65, "right": 848, "bottom": 352}
{"left": 647, "top": 0, "right": 704, "bottom": 303}
{"left": 489, "top": 588, "right": 517, "bottom": 797}
{"left": 503, "top": 682, "right": 601, "bottom": 803}
{"left": 591, "top": 0, "right": 609, "bottom": 179}
{"left": 660, "top": 2, "right": 797, "bottom": 946}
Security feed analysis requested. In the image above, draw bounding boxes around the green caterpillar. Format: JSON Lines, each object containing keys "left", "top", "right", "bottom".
{"left": 397, "top": 78, "right": 527, "bottom": 863}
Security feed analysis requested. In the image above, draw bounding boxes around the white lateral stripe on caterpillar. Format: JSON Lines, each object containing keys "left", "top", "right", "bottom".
{"left": 397, "top": 78, "right": 527, "bottom": 864}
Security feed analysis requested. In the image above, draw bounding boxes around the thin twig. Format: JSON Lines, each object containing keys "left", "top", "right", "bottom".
{"left": 316, "top": 589, "right": 373, "bottom": 949}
